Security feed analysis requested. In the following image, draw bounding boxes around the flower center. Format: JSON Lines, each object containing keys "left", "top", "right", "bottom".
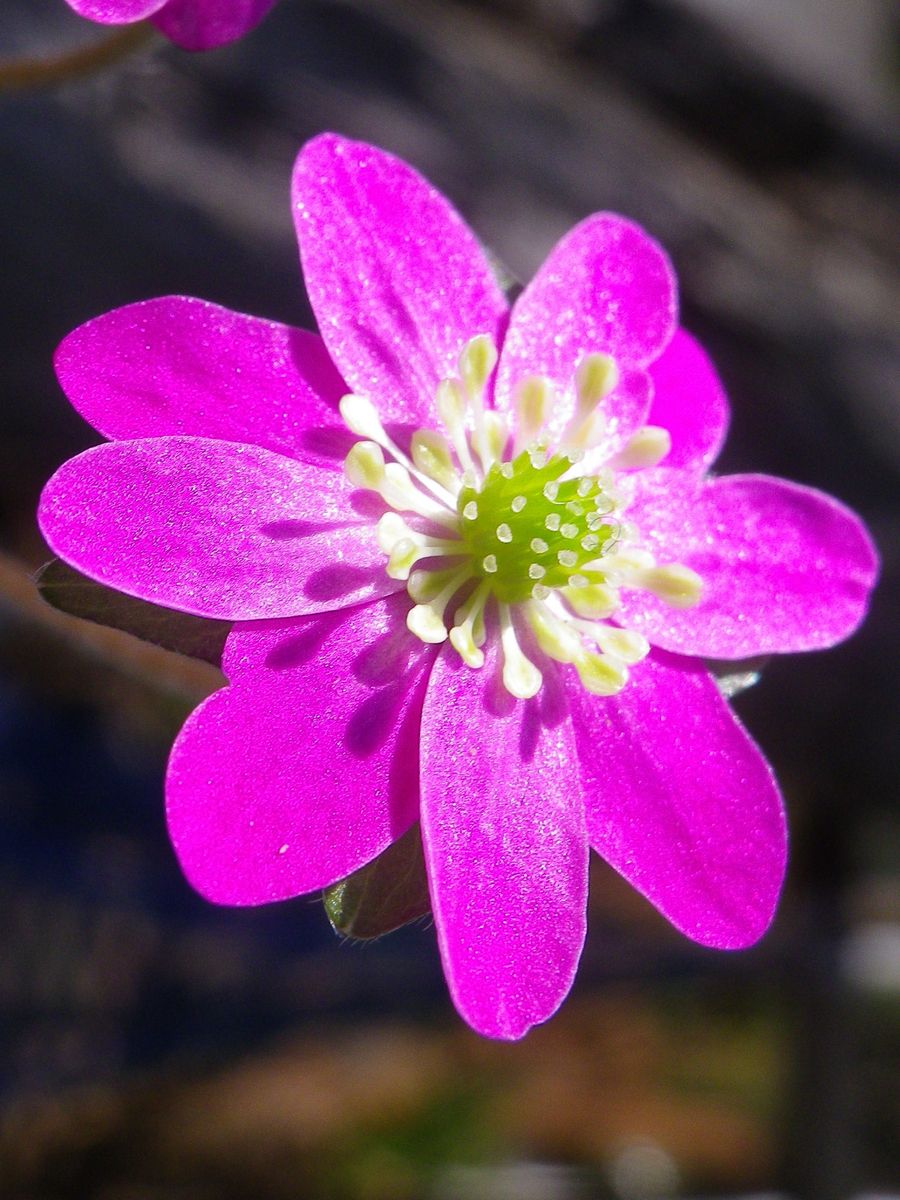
{"left": 338, "top": 333, "right": 702, "bottom": 700}
{"left": 457, "top": 451, "right": 618, "bottom": 603}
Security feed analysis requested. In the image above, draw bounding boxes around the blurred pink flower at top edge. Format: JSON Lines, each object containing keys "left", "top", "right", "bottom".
{"left": 64, "top": 0, "right": 278, "bottom": 51}
{"left": 38, "top": 133, "right": 878, "bottom": 1039}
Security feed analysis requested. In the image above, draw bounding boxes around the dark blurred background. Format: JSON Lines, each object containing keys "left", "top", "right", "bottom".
{"left": 0, "top": 2, "right": 897, "bottom": 1197}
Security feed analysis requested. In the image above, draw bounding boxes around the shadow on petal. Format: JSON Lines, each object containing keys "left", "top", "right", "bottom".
{"left": 303, "top": 563, "right": 385, "bottom": 602}
{"left": 353, "top": 623, "right": 421, "bottom": 686}
{"left": 259, "top": 518, "right": 353, "bottom": 540}
{"left": 298, "top": 425, "right": 356, "bottom": 463}
{"left": 263, "top": 610, "right": 347, "bottom": 671}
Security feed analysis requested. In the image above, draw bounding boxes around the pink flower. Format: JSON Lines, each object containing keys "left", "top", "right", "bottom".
{"left": 64, "top": 0, "right": 278, "bottom": 50}
{"left": 39, "top": 134, "right": 878, "bottom": 1039}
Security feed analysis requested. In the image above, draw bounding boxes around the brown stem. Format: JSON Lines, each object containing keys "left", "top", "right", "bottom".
{"left": 0, "top": 22, "right": 156, "bottom": 94}
{"left": 0, "top": 550, "right": 221, "bottom": 703}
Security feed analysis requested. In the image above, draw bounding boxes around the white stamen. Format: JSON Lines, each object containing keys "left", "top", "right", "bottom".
{"left": 339, "top": 393, "right": 385, "bottom": 440}
{"left": 525, "top": 601, "right": 583, "bottom": 663}
{"left": 511, "top": 495, "right": 526, "bottom": 514}
{"left": 609, "top": 425, "right": 672, "bottom": 470}
{"left": 449, "top": 579, "right": 490, "bottom": 667}
{"left": 561, "top": 582, "right": 620, "bottom": 618}
{"left": 571, "top": 621, "right": 650, "bottom": 664}
{"left": 462, "top": 500, "right": 478, "bottom": 521}
{"left": 575, "top": 650, "right": 628, "bottom": 696}
{"left": 499, "top": 603, "right": 542, "bottom": 699}
{"left": 459, "top": 333, "right": 497, "bottom": 398}
{"left": 437, "top": 378, "right": 477, "bottom": 477}
{"left": 376, "top": 512, "right": 411, "bottom": 553}
{"left": 561, "top": 353, "right": 620, "bottom": 449}
{"left": 512, "top": 376, "right": 554, "bottom": 453}
{"left": 630, "top": 564, "right": 703, "bottom": 607}
{"left": 380, "top": 462, "right": 458, "bottom": 527}
{"left": 377, "top": 515, "right": 465, "bottom": 580}
{"left": 406, "top": 565, "right": 473, "bottom": 644}
{"left": 481, "top": 410, "right": 508, "bottom": 469}
{"left": 344, "top": 440, "right": 386, "bottom": 491}
{"left": 411, "top": 429, "right": 461, "bottom": 494}
{"left": 576, "top": 353, "right": 619, "bottom": 411}
{"left": 530, "top": 537, "right": 549, "bottom": 554}
{"left": 496, "top": 523, "right": 513, "bottom": 543}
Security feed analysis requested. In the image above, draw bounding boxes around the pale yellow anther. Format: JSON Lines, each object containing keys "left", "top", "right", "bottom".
{"left": 436, "top": 377, "right": 466, "bottom": 428}
{"left": 436, "top": 377, "right": 476, "bottom": 474}
{"left": 463, "top": 501, "right": 478, "bottom": 521}
{"left": 379, "top": 463, "right": 458, "bottom": 527}
{"left": 575, "top": 353, "right": 619, "bottom": 413}
{"left": 339, "top": 393, "right": 385, "bottom": 440}
{"left": 449, "top": 623, "right": 485, "bottom": 668}
{"left": 411, "top": 429, "right": 459, "bottom": 492}
{"left": 459, "top": 334, "right": 498, "bottom": 397}
{"left": 387, "top": 538, "right": 421, "bottom": 580}
{"left": 499, "top": 605, "right": 542, "bottom": 699}
{"left": 575, "top": 650, "right": 628, "bottom": 696}
{"left": 610, "top": 425, "right": 672, "bottom": 470}
{"left": 562, "top": 582, "right": 620, "bottom": 619}
{"left": 408, "top": 568, "right": 454, "bottom": 603}
{"left": 376, "top": 511, "right": 411, "bottom": 553}
{"left": 561, "top": 355, "right": 620, "bottom": 452}
{"left": 511, "top": 495, "right": 526, "bottom": 513}
{"left": 482, "top": 411, "right": 508, "bottom": 466}
{"left": 576, "top": 622, "right": 650, "bottom": 665}
{"left": 407, "top": 604, "right": 450, "bottom": 643}
{"left": 604, "top": 547, "right": 657, "bottom": 574}
{"left": 496, "top": 523, "right": 513, "bottom": 543}
{"left": 448, "top": 579, "right": 490, "bottom": 667}
{"left": 635, "top": 564, "right": 703, "bottom": 608}
{"left": 344, "top": 440, "right": 386, "bottom": 491}
{"left": 513, "top": 376, "right": 554, "bottom": 451}
{"left": 526, "top": 603, "right": 583, "bottom": 664}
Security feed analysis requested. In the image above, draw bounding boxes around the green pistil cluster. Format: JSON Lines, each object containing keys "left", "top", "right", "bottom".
{"left": 457, "top": 450, "right": 617, "bottom": 603}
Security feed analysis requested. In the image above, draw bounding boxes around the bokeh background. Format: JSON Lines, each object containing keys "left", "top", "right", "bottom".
{"left": 0, "top": 2, "right": 898, "bottom": 1197}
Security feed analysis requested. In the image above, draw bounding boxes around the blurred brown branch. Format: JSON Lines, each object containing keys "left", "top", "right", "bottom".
{"left": 0, "top": 550, "right": 222, "bottom": 703}
{"left": 0, "top": 22, "right": 154, "bottom": 94}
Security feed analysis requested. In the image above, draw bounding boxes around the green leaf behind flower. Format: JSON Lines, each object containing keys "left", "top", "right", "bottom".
{"left": 36, "top": 558, "right": 230, "bottom": 665}
{"left": 324, "top": 822, "right": 431, "bottom": 940}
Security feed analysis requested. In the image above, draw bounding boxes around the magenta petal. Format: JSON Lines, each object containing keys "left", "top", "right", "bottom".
{"left": 420, "top": 642, "right": 588, "bottom": 1040}
{"left": 647, "top": 329, "right": 729, "bottom": 471}
{"left": 292, "top": 134, "right": 509, "bottom": 429}
{"left": 65, "top": 0, "right": 166, "bottom": 21}
{"left": 167, "top": 596, "right": 431, "bottom": 904}
{"left": 151, "top": 0, "right": 278, "bottom": 49}
{"left": 619, "top": 471, "right": 879, "bottom": 657}
{"left": 495, "top": 214, "right": 676, "bottom": 451}
{"left": 39, "top": 436, "right": 398, "bottom": 621}
{"left": 568, "top": 651, "right": 786, "bottom": 948}
{"left": 55, "top": 298, "right": 349, "bottom": 470}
